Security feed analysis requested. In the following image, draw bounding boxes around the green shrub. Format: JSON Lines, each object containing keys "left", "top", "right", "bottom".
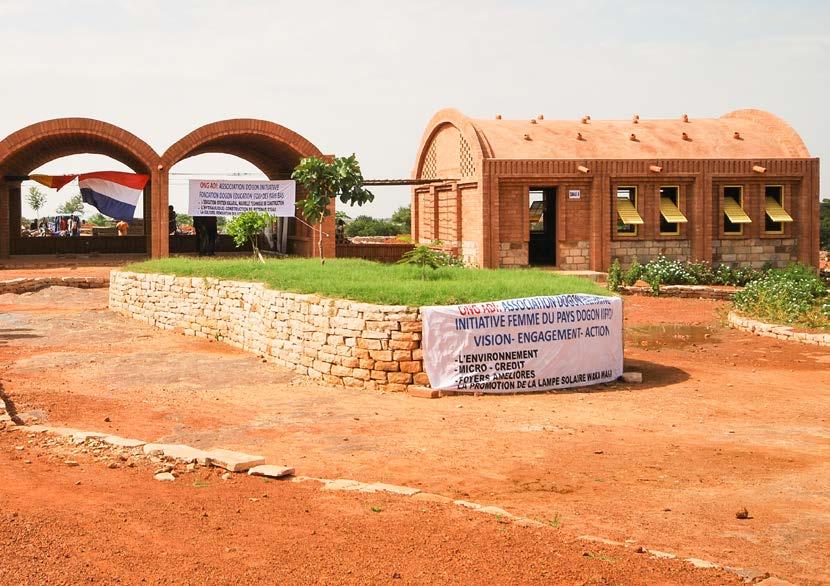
{"left": 226, "top": 211, "right": 270, "bottom": 257}
{"left": 686, "top": 260, "right": 715, "bottom": 285}
{"left": 607, "top": 258, "right": 622, "bottom": 292}
{"left": 642, "top": 256, "right": 695, "bottom": 285}
{"left": 733, "top": 263, "right": 829, "bottom": 328}
{"left": 623, "top": 258, "right": 642, "bottom": 286}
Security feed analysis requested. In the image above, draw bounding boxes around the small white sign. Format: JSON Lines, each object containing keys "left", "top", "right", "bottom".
{"left": 188, "top": 179, "right": 295, "bottom": 217}
{"left": 569, "top": 189, "right": 581, "bottom": 200}
{"left": 422, "top": 294, "right": 623, "bottom": 393}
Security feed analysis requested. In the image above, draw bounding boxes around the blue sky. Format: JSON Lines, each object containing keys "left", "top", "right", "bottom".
{"left": 1, "top": 0, "right": 828, "bottom": 218}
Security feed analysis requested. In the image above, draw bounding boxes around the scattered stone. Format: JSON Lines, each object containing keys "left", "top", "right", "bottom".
{"left": 647, "top": 549, "right": 676, "bottom": 559}
{"left": 635, "top": 546, "right": 647, "bottom": 553}
{"left": 74, "top": 480, "right": 81, "bottom": 486}
{"left": 15, "top": 446, "right": 24, "bottom": 451}
{"left": 247, "top": 465, "right": 294, "bottom": 479}
{"left": 407, "top": 386, "right": 439, "bottom": 399}
{"left": 104, "top": 416, "right": 111, "bottom": 422}
{"left": 107, "top": 462, "right": 119, "bottom": 469}
{"left": 186, "top": 463, "right": 196, "bottom": 472}
{"left": 453, "top": 500, "right": 483, "bottom": 510}
{"left": 71, "top": 431, "right": 106, "bottom": 443}
{"left": 621, "top": 372, "right": 643, "bottom": 383}
{"left": 685, "top": 558, "right": 719, "bottom": 569}
{"left": 64, "top": 460, "right": 79, "bottom": 467}
{"left": 23, "top": 459, "right": 31, "bottom": 464}
{"left": 155, "top": 465, "right": 174, "bottom": 474}
{"left": 357, "top": 482, "right": 420, "bottom": 496}
{"left": 322, "top": 478, "right": 364, "bottom": 491}
{"left": 154, "top": 472, "right": 175, "bottom": 482}
{"left": 579, "top": 535, "right": 623, "bottom": 546}
{"left": 221, "top": 472, "right": 232, "bottom": 480}
{"left": 102, "top": 435, "right": 145, "bottom": 449}
{"left": 206, "top": 448, "right": 265, "bottom": 472}
{"left": 736, "top": 507, "right": 750, "bottom": 519}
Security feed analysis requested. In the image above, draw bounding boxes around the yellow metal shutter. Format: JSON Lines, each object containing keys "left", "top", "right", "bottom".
{"left": 617, "top": 198, "right": 644, "bottom": 225}
{"left": 723, "top": 197, "right": 751, "bottom": 223}
{"left": 659, "top": 197, "right": 688, "bottom": 223}
{"left": 764, "top": 196, "right": 793, "bottom": 223}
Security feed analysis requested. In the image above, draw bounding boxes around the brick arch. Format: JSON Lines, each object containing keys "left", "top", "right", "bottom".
{"left": 161, "top": 119, "right": 323, "bottom": 177}
{"left": 161, "top": 119, "right": 331, "bottom": 259}
{"left": 0, "top": 117, "right": 158, "bottom": 175}
{"left": 412, "top": 108, "right": 491, "bottom": 180}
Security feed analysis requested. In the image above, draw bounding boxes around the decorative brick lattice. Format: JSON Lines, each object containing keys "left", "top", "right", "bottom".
{"left": 422, "top": 140, "right": 437, "bottom": 179}
{"left": 459, "top": 136, "right": 475, "bottom": 177}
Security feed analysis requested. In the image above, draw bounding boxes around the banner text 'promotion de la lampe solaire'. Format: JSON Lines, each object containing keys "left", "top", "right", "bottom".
{"left": 422, "top": 294, "right": 623, "bottom": 393}
{"left": 188, "top": 179, "right": 296, "bottom": 217}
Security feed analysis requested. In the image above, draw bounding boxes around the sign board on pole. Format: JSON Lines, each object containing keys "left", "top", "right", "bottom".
{"left": 422, "top": 294, "right": 623, "bottom": 393}
{"left": 188, "top": 179, "right": 296, "bottom": 216}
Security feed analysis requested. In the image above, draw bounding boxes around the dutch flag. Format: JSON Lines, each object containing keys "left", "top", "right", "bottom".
{"left": 78, "top": 172, "right": 149, "bottom": 221}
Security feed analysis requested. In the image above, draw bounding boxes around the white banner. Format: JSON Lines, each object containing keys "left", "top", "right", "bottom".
{"left": 422, "top": 294, "right": 623, "bottom": 393}
{"left": 188, "top": 179, "right": 296, "bottom": 216}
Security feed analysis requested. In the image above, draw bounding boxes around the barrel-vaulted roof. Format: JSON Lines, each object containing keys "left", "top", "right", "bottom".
{"left": 414, "top": 109, "right": 810, "bottom": 176}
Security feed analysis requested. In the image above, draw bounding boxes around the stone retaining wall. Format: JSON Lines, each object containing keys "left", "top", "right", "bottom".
{"left": 610, "top": 240, "right": 692, "bottom": 268}
{"left": 712, "top": 238, "right": 796, "bottom": 268}
{"left": 0, "top": 276, "right": 108, "bottom": 294}
{"left": 619, "top": 285, "right": 737, "bottom": 300}
{"left": 727, "top": 311, "right": 830, "bottom": 346}
{"left": 108, "top": 271, "right": 429, "bottom": 392}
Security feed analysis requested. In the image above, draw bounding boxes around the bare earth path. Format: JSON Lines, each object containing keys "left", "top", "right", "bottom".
{"left": 1, "top": 282, "right": 828, "bottom": 584}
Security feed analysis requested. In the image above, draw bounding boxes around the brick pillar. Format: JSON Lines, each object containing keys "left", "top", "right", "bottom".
{"left": 0, "top": 182, "right": 9, "bottom": 258}
{"left": 149, "top": 168, "right": 168, "bottom": 258}
{"left": 699, "top": 167, "right": 713, "bottom": 263}
{"left": 411, "top": 188, "right": 419, "bottom": 243}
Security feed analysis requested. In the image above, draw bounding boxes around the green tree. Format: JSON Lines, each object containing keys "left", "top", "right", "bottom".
{"left": 820, "top": 198, "right": 830, "bottom": 251}
{"left": 390, "top": 205, "right": 411, "bottom": 234}
{"left": 176, "top": 212, "right": 194, "bottom": 227}
{"left": 217, "top": 216, "right": 228, "bottom": 234}
{"left": 56, "top": 193, "right": 84, "bottom": 215}
{"left": 226, "top": 211, "right": 270, "bottom": 260}
{"left": 344, "top": 215, "right": 399, "bottom": 237}
{"left": 87, "top": 213, "right": 111, "bottom": 227}
{"left": 397, "top": 245, "right": 444, "bottom": 280}
{"left": 25, "top": 186, "right": 47, "bottom": 221}
{"left": 291, "top": 155, "right": 374, "bottom": 264}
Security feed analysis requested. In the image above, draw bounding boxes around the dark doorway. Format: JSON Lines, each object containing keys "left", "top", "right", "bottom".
{"left": 528, "top": 187, "right": 556, "bottom": 265}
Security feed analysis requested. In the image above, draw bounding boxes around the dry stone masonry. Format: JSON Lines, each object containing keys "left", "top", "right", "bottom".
{"left": 109, "top": 271, "right": 429, "bottom": 392}
{"left": 0, "top": 276, "right": 107, "bottom": 294}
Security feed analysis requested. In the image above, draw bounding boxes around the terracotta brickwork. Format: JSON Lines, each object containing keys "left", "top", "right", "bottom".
{"left": 109, "top": 271, "right": 429, "bottom": 393}
{"left": 0, "top": 118, "right": 334, "bottom": 260}
{"left": 412, "top": 109, "right": 820, "bottom": 271}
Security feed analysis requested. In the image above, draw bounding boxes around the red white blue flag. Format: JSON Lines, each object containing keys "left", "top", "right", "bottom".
{"left": 78, "top": 172, "right": 149, "bottom": 221}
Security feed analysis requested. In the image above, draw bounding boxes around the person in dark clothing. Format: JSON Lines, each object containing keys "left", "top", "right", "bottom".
{"left": 168, "top": 205, "right": 177, "bottom": 235}
{"left": 193, "top": 216, "right": 218, "bottom": 256}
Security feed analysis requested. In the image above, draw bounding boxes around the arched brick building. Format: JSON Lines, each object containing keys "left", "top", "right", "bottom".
{"left": 412, "top": 108, "right": 820, "bottom": 270}
{"left": 0, "top": 118, "right": 333, "bottom": 259}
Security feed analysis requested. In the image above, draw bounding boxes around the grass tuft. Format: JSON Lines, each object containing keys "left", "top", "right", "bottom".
{"left": 124, "top": 257, "right": 609, "bottom": 306}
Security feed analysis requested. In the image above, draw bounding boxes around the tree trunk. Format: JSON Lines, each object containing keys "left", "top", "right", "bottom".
{"left": 318, "top": 223, "right": 325, "bottom": 265}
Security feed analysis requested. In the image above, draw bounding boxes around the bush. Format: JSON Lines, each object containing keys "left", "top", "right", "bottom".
{"left": 623, "top": 258, "right": 642, "bottom": 286}
{"left": 607, "top": 259, "right": 622, "bottom": 292}
{"left": 226, "top": 211, "right": 270, "bottom": 257}
{"left": 733, "top": 263, "right": 829, "bottom": 328}
{"left": 642, "top": 256, "right": 695, "bottom": 285}
{"left": 344, "top": 215, "right": 400, "bottom": 237}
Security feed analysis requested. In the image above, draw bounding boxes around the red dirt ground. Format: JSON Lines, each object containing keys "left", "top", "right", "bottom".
{"left": 1, "top": 279, "right": 828, "bottom": 584}
{"left": 0, "top": 430, "right": 736, "bottom": 585}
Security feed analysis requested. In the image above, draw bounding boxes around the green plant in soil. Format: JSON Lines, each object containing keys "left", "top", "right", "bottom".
{"left": 125, "top": 257, "right": 610, "bottom": 306}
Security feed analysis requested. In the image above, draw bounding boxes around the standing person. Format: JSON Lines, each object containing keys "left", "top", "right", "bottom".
{"left": 193, "top": 215, "right": 205, "bottom": 256}
{"left": 116, "top": 220, "right": 129, "bottom": 237}
{"left": 169, "top": 205, "right": 177, "bottom": 235}
{"left": 204, "top": 215, "right": 217, "bottom": 256}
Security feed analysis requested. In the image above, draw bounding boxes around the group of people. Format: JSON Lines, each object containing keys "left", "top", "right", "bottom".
{"left": 169, "top": 205, "right": 217, "bottom": 256}
{"left": 21, "top": 215, "right": 82, "bottom": 238}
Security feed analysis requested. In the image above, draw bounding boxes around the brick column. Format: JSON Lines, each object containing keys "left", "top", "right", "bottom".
{"left": 0, "top": 182, "right": 9, "bottom": 258}
{"left": 149, "top": 168, "right": 168, "bottom": 258}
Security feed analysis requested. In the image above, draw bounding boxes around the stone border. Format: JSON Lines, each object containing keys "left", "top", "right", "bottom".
{"left": 0, "top": 276, "right": 108, "bottom": 294}
{"left": 619, "top": 284, "right": 737, "bottom": 300}
{"left": 109, "top": 271, "right": 429, "bottom": 393}
{"left": 728, "top": 311, "right": 830, "bottom": 346}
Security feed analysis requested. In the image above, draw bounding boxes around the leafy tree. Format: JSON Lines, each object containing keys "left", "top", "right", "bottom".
{"left": 820, "top": 198, "right": 830, "bottom": 251}
{"left": 25, "top": 186, "right": 47, "bottom": 221}
{"left": 344, "top": 215, "right": 399, "bottom": 237}
{"left": 226, "top": 211, "right": 270, "bottom": 261}
{"left": 56, "top": 193, "right": 84, "bottom": 215}
{"left": 176, "top": 212, "right": 194, "bottom": 227}
{"left": 217, "top": 216, "right": 228, "bottom": 234}
{"left": 87, "top": 213, "right": 112, "bottom": 227}
{"left": 291, "top": 155, "right": 374, "bottom": 264}
{"left": 390, "top": 205, "right": 411, "bottom": 234}
{"left": 397, "top": 245, "right": 444, "bottom": 280}
{"left": 335, "top": 210, "right": 352, "bottom": 223}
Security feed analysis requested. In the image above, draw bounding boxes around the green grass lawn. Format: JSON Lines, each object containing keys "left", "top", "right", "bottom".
{"left": 124, "top": 257, "right": 610, "bottom": 306}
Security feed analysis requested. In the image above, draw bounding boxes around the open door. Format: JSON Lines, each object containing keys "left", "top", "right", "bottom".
{"left": 528, "top": 187, "right": 556, "bottom": 265}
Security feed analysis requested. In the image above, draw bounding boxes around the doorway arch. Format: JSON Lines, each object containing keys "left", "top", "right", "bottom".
{"left": 0, "top": 118, "right": 160, "bottom": 257}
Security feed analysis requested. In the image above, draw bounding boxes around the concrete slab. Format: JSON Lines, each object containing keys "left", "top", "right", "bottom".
{"left": 102, "top": 435, "right": 146, "bottom": 449}
{"left": 71, "top": 431, "right": 107, "bottom": 444}
{"left": 621, "top": 371, "right": 643, "bottom": 383}
{"left": 206, "top": 448, "right": 265, "bottom": 472}
{"left": 247, "top": 465, "right": 294, "bottom": 479}
{"left": 321, "top": 479, "right": 364, "bottom": 491}
{"left": 162, "top": 444, "right": 212, "bottom": 465}
{"left": 360, "top": 482, "right": 421, "bottom": 496}
{"left": 142, "top": 443, "right": 166, "bottom": 456}
{"left": 479, "top": 505, "right": 512, "bottom": 517}
{"left": 410, "top": 492, "right": 454, "bottom": 504}
{"left": 685, "top": 558, "right": 719, "bottom": 569}
{"left": 454, "top": 500, "right": 483, "bottom": 510}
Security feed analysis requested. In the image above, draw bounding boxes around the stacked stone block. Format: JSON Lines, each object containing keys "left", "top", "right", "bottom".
{"left": 712, "top": 238, "right": 796, "bottom": 268}
{"left": 559, "top": 240, "right": 590, "bottom": 270}
{"left": 108, "top": 271, "right": 430, "bottom": 392}
{"left": 610, "top": 240, "right": 692, "bottom": 268}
